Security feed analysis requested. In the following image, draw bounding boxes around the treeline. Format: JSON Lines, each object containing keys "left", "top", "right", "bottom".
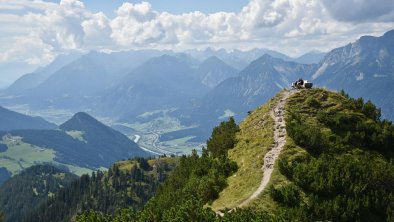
{"left": 76, "top": 117, "right": 271, "bottom": 221}
{"left": 277, "top": 89, "right": 394, "bottom": 221}
{"left": 23, "top": 157, "right": 177, "bottom": 222}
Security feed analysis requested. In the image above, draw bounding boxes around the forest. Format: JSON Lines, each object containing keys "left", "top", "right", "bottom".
{"left": 20, "top": 157, "right": 177, "bottom": 222}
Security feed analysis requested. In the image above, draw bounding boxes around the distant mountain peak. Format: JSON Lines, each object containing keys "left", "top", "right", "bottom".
{"left": 196, "top": 55, "right": 238, "bottom": 88}
{"left": 201, "top": 56, "right": 228, "bottom": 66}
{"left": 60, "top": 112, "right": 104, "bottom": 132}
{"left": 254, "top": 54, "right": 278, "bottom": 64}
{"left": 260, "top": 53, "right": 274, "bottom": 59}
{"left": 204, "top": 55, "right": 222, "bottom": 62}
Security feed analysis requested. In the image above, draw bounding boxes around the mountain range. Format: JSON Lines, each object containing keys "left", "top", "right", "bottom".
{"left": 163, "top": 29, "right": 394, "bottom": 141}
{"left": 0, "top": 29, "right": 393, "bottom": 146}
{"left": 95, "top": 54, "right": 210, "bottom": 120}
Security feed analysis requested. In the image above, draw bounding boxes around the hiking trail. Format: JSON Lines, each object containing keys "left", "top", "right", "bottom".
{"left": 237, "top": 89, "right": 295, "bottom": 208}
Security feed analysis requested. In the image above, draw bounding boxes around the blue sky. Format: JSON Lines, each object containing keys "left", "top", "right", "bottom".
{"left": 46, "top": 0, "right": 250, "bottom": 15}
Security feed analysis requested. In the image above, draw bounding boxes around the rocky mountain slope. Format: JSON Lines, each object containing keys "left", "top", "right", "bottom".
{"left": 313, "top": 29, "right": 394, "bottom": 120}
{"left": 195, "top": 56, "right": 239, "bottom": 88}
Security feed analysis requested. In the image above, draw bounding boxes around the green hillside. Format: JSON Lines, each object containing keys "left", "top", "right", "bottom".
{"left": 0, "top": 165, "right": 78, "bottom": 222}
{"left": 19, "top": 89, "right": 394, "bottom": 221}
{"left": 0, "top": 112, "right": 150, "bottom": 184}
{"left": 214, "top": 89, "right": 394, "bottom": 221}
{"left": 23, "top": 156, "right": 178, "bottom": 222}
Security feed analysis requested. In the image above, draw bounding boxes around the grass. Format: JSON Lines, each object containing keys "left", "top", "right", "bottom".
{"left": 210, "top": 92, "right": 282, "bottom": 211}
{"left": 114, "top": 160, "right": 137, "bottom": 172}
{"left": 248, "top": 89, "right": 351, "bottom": 212}
{"left": 0, "top": 137, "right": 56, "bottom": 175}
{"left": 137, "top": 108, "right": 176, "bottom": 119}
{"left": 250, "top": 90, "right": 332, "bottom": 205}
{"left": 250, "top": 137, "right": 307, "bottom": 212}
{"left": 128, "top": 116, "right": 191, "bottom": 134}
{"left": 63, "top": 164, "right": 93, "bottom": 176}
{"left": 158, "top": 136, "right": 198, "bottom": 155}
{"left": 211, "top": 90, "right": 325, "bottom": 212}
{"left": 0, "top": 135, "right": 93, "bottom": 177}
{"left": 148, "top": 157, "right": 180, "bottom": 167}
{"left": 211, "top": 88, "right": 392, "bottom": 218}
{"left": 111, "top": 157, "right": 180, "bottom": 175}
{"left": 64, "top": 130, "right": 86, "bottom": 142}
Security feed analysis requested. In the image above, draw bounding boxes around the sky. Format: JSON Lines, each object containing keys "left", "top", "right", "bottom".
{"left": 0, "top": 0, "right": 394, "bottom": 87}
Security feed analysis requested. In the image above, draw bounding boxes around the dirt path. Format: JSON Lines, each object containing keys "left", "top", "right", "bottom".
{"left": 238, "top": 90, "right": 295, "bottom": 208}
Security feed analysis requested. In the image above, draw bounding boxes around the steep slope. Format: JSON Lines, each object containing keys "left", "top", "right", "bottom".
{"left": 4, "top": 53, "right": 82, "bottom": 95}
{"left": 59, "top": 112, "right": 149, "bottom": 162}
{"left": 97, "top": 54, "right": 209, "bottom": 120}
{"left": 293, "top": 51, "right": 326, "bottom": 64}
{"left": 23, "top": 157, "right": 178, "bottom": 222}
{"left": 195, "top": 56, "right": 239, "bottom": 88}
{"left": 0, "top": 62, "right": 39, "bottom": 89}
{"left": 213, "top": 89, "right": 394, "bottom": 221}
{"left": 0, "top": 165, "right": 77, "bottom": 222}
{"left": 0, "top": 106, "right": 56, "bottom": 131}
{"left": 313, "top": 29, "right": 394, "bottom": 120}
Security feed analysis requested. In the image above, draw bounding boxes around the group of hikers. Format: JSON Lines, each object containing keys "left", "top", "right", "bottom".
{"left": 292, "top": 78, "right": 313, "bottom": 89}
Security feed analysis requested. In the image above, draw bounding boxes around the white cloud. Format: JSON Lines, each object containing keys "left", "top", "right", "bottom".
{"left": 0, "top": 0, "right": 394, "bottom": 65}
{"left": 322, "top": 0, "right": 394, "bottom": 22}
{"left": 0, "top": 35, "right": 54, "bottom": 65}
{"left": 82, "top": 12, "right": 112, "bottom": 49}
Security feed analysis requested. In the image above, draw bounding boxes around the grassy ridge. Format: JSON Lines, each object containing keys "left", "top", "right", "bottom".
{"left": 211, "top": 93, "right": 280, "bottom": 210}
{"left": 273, "top": 89, "right": 394, "bottom": 221}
